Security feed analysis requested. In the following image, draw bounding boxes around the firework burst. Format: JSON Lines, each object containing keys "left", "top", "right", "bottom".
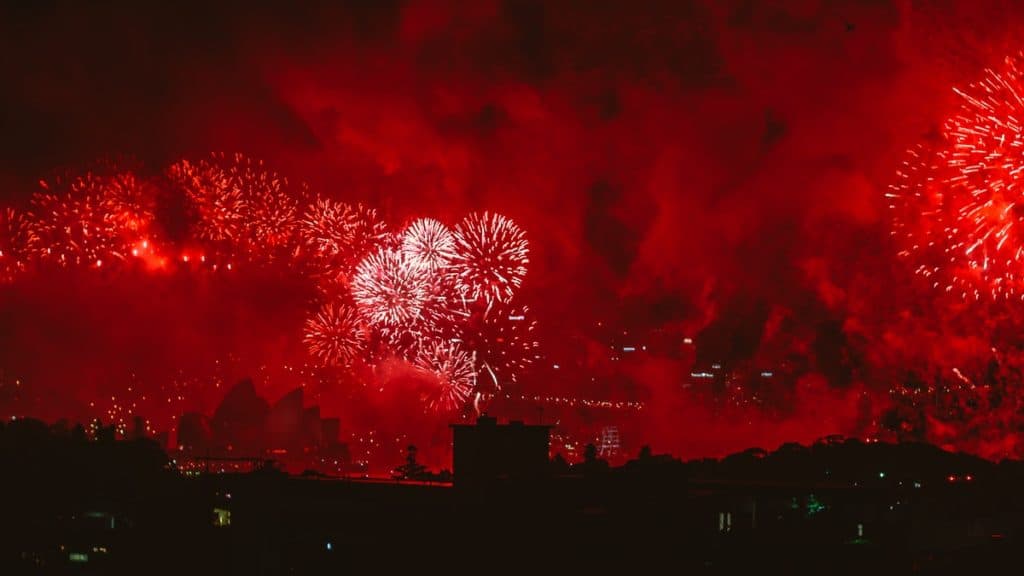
{"left": 28, "top": 174, "right": 144, "bottom": 268}
{"left": 168, "top": 157, "right": 247, "bottom": 244}
{"left": 300, "top": 198, "right": 389, "bottom": 279}
{"left": 401, "top": 218, "right": 456, "bottom": 272}
{"left": 97, "top": 172, "right": 157, "bottom": 236}
{"left": 169, "top": 153, "right": 301, "bottom": 261}
{"left": 304, "top": 301, "right": 366, "bottom": 367}
{"left": 351, "top": 248, "right": 430, "bottom": 328}
{"left": 451, "top": 212, "right": 529, "bottom": 305}
{"left": 415, "top": 341, "right": 476, "bottom": 413}
{"left": 890, "top": 52, "right": 1024, "bottom": 300}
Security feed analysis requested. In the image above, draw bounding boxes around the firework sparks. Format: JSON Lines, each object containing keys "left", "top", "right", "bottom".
{"left": 462, "top": 304, "right": 540, "bottom": 389}
{"left": 304, "top": 301, "right": 366, "bottom": 367}
{"left": 0, "top": 207, "right": 33, "bottom": 282}
{"left": 451, "top": 212, "right": 529, "bottom": 305}
{"left": 415, "top": 341, "right": 476, "bottom": 413}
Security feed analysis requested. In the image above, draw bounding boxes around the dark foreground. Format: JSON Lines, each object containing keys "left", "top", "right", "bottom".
{"left": 2, "top": 419, "right": 1021, "bottom": 574}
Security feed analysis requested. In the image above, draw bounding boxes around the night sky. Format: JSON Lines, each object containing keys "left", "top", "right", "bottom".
{"left": 4, "top": 1, "right": 1024, "bottom": 462}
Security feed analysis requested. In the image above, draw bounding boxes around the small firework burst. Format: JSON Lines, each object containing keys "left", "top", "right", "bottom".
{"left": 304, "top": 301, "right": 366, "bottom": 367}
{"left": 415, "top": 341, "right": 476, "bottom": 413}
{"left": 401, "top": 218, "right": 456, "bottom": 272}
{"left": 96, "top": 172, "right": 157, "bottom": 236}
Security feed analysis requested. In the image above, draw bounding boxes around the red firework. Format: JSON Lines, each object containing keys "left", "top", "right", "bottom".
{"left": 451, "top": 212, "right": 529, "bottom": 305}
{"left": 401, "top": 218, "right": 455, "bottom": 272}
{"left": 351, "top": 248, "right": 431, "bottom": 328}
{"left": 168, "top": 157, "right": 247, "bottom": 244}
{"left": 891, "top": 52, "right": 1024, "bottom": 300}
{"left": 414, "top": 341, "right": 476, "bottom": 413}
{"left": 303, "top": 301, "right": 366, "bottom": 367}
{"left": 28, "top": 173, "right": 150, "bottom": 268}
{"left": 0, "top": 207, "right": 33, "bottom": 282}
{"left": 299, "top": 198, "right": 389, "bottom": 275}
{"left": 461, "top": 304, "right": 540, "bottom": 390}
{"left": 97, "top": 172, "right": 156, "bottom": 236}
{"left": 169, "top": 153, "right": 301, "bottom": 261}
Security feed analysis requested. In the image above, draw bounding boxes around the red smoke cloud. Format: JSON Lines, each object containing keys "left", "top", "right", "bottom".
{"left": 6, "top": 2, "right": 1024, "bottom": 463}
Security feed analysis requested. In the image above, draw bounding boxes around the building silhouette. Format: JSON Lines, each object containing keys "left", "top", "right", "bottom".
{"left": 450, "top": 415, "right": 551, "bottom": 488}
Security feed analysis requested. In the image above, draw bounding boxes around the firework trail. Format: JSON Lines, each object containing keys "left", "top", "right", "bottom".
{"left": 303, "top": 301, "right": 366, "bottom": 367}
{"left": 415, "top": 341, "right": 476, "bottom": 413}
{"left": 451, "top": 212, "right": 529, "bottom": 306}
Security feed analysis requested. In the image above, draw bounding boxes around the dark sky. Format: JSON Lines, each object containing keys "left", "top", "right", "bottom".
{"left": 4, "top": 0, "right": 1024, "bottom": 457}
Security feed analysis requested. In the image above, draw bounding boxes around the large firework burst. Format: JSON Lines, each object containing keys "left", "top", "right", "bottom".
{"left": 890, "top": 52, "right": 1024, "bottom": 300}
{"left": 351, "top": 248, "right": 431, "bottom": 328}
{"left": 451, "top": 212, "right": 529, "bottom": 305}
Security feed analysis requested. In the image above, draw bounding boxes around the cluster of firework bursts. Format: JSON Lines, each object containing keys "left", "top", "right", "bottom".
{"left": 889, "top": 51, "right": 1024, "bottom": 301}
{"left": 306, "top": 212, "right": 537, "bottom": 414}
{"left": 0, "top": 153, "right": 538, "bottom": 416}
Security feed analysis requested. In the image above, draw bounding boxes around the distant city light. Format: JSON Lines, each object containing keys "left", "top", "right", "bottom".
{"left": 508, "top": 315, "right": 525, "bottom": 321}
{"left": 760, "top": 371, "right": 773, "bottom": 378}
{"left": 690, "top": 372, "right": 714, "bottom": 379}
{"left": 622, "top": 346, "right": 636, "bottom": 352}
{"left": 683, "top": 337, "right": 693, "bottom": 345}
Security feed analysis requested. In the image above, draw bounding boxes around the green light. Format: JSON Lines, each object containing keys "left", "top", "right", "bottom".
{"left": 69, "top": 552, "right": 89, "bottom": 563}
{"left": 878, "top": 472, "right": 886, "bottom": 479}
